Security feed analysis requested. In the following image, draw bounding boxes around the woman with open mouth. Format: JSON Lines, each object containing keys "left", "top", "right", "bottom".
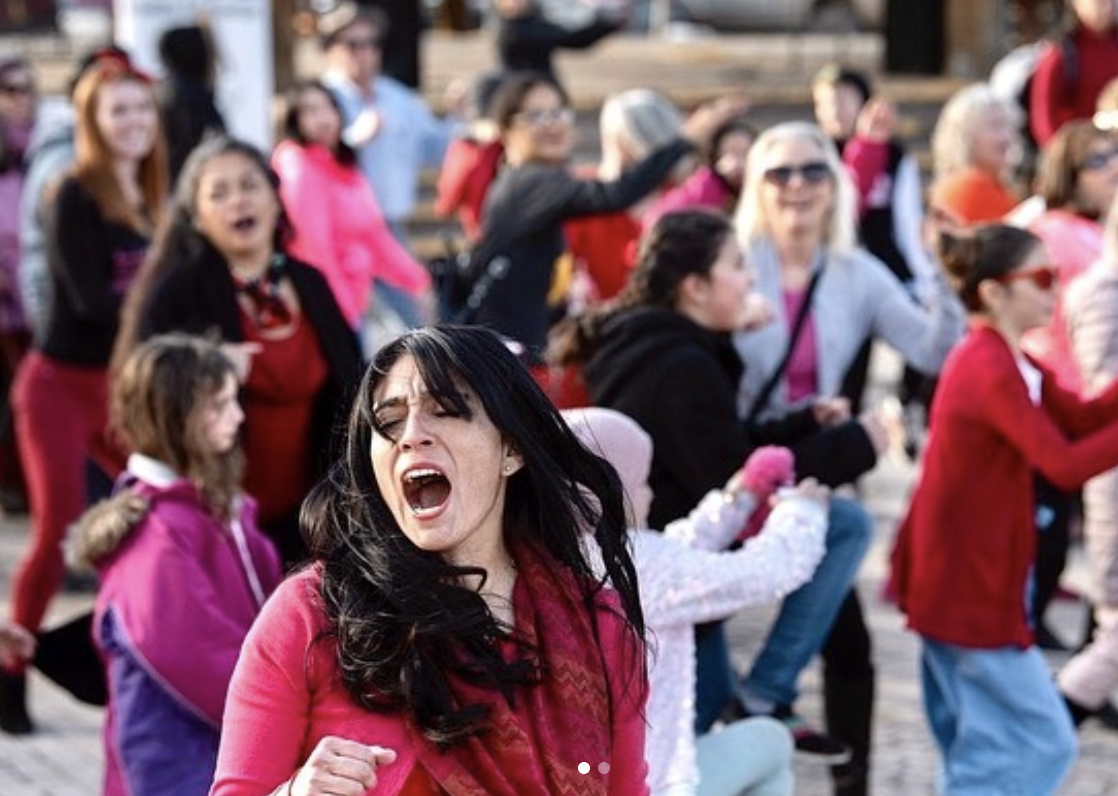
{"left": 210, "top": 324, "right": 650, "bottom": 796}
{"left": 113, "top": 136, "right": 362, "bottom": 568}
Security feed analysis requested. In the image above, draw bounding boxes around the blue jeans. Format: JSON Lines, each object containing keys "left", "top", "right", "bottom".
{"left": 921, "top": 638, "right": 1077, "bottom": 796}
{"left": 693, "top": 496, "right": 872, "bottom": 730}
{"left": 696, "top": 716, "right": 793, "bottom": 796}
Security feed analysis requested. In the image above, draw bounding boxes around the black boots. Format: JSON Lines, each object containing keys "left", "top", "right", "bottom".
{"left": 823, "top": 671, "right": 875, "bottom": 796}
{"left": 0, "top": 670, "right": 33, "bottom": 735}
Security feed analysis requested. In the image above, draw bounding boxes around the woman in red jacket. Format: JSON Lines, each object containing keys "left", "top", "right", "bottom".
{"left": 890, "top": 223, "right": 1118, "bottom": 795}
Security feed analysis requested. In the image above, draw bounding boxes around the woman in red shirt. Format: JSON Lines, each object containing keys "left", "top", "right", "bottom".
{"left": 891, "top": 223, "right": 1118, "bottom": 795}
{"left": 1030, "top": 0, "right": 1118, "bottom": 147}
{"left": 114, "top": 136, "right": 362, "bottom": 568}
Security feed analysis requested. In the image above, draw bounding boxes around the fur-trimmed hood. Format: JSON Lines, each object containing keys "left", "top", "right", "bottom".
{"left": 71, "top": 490, "right": 153, "bottom": 571}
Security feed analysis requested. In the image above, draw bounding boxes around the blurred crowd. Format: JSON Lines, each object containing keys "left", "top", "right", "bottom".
{"left": 3, "top": 1, "right": 1118, "bottom": 796}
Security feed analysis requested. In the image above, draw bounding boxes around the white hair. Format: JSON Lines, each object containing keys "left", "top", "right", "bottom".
{"left": 931, "top": 82, "right": 1022, "bottom": 181}
{"left": 734, "top": 120, "right": 858, "bottom": 254}
{"left": 598, "top": 88, "right": 685, "bottom": 178}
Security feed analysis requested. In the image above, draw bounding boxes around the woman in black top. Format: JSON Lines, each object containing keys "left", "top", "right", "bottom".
{"left": 465, "top": 71, "right": 743, "bottom": 361}
{"left": 2, "top": 54, "right": 167, "bottom": 735}
{"left": 114, "top": 136, "right": 362, "bottom": 568}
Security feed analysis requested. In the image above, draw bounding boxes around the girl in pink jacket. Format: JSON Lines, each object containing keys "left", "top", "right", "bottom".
{"left": 73, "top": 334, "right": 282, "bottom": 796}
{"left": 272, "top": 80, "right": 430, "bottom": 329}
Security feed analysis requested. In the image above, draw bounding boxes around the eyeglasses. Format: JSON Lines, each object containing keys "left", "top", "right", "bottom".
{"left": 514, "top": 107, "right": 575, "bottom": 128}
{"left": 1080, "top": 148, "right": 1118, "bottom": 171}
{"left": 337, "top": 36, "right": 380, "bottom": 52}
{"left": 995, "top": 265, "right": 1058, "bottom": 291}
{"left": 761, "top": 161, "right": 831, "bottom": 187}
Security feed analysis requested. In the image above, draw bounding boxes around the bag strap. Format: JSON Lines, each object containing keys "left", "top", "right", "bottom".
{"left": 744, "top": 260, "right": 824, "bottom": 427}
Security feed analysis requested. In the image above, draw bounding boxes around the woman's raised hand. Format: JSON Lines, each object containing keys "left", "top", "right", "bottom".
{"left": 219, "top": 342, "right": 263, "bottom": 384}
{"left": 681, "top": 94, "right": 751, "bottom": 151}
{"left": 287, "top": 736, "right": 397, "bottom": 796}
{"left": 854, "top": 97, "right": 897, "bottom": 144}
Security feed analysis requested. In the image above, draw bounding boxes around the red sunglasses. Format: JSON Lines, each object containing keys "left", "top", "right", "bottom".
{"left": 995, "top": 265, "right": 1058, "bottom": 291}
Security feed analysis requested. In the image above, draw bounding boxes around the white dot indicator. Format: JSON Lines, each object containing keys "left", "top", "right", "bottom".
{"left": 578, "top": 762, "right": 590, "bottom": 774}
{"left": 598, "top": 762, "right": 611, "bottom": 775}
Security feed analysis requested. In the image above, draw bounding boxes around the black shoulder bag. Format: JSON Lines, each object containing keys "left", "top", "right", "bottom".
{"left": 744, "top": 266, "right": 824, "bottom": 427}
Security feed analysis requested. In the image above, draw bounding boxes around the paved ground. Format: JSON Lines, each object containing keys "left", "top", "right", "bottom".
{"left": 2, "top": 348, "right": 1118, "bottom": 794}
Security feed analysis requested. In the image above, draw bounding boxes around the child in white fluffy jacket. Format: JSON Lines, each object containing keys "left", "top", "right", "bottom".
{"left": 564, "top": 407, "right": 829, "bottom": 796}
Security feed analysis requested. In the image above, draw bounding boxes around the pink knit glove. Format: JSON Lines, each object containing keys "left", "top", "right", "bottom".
{"left": 735, "top": 446, "right": 795, "bottom": 543}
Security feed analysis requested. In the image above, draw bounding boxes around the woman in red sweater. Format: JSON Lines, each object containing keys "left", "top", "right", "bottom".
{"left": 891, "top": 223, "right": 1118, "bottom": 795}
{"left": 1030, "top": 0, "right": 1118, "bottom": 147}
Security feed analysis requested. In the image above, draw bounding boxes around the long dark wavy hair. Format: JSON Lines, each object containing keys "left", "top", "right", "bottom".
{"left": 301, "top": 325, "right": 645, "bottom": 747}
{"left": 550, "top": 208, "right": 734, "bottom": 365}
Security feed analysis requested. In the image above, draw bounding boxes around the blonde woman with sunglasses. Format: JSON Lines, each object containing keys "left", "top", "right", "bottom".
{"left": 730, "top": 120, "right": 966, "bottom": 796}
{"left": 891, "top": 222, "right": 1118, "bottom": 795}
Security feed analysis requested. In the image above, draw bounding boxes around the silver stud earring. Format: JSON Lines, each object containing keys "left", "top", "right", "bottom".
{"left": 504, "top": 463, "right": 513, "bottom": 474}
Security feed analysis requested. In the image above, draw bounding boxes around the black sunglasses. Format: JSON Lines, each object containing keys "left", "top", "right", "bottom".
{"left": 762, "top": 161, "right": 831, "bottom": 187}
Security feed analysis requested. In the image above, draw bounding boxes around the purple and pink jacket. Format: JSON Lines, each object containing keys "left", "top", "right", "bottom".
{"left": 75, "top": 455, "right": 282, "bottom": 796}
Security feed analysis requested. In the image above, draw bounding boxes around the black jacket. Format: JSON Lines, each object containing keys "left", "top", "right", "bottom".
{"left": 584, "top": 307, "right": 875, "bottom": 528}
{"left": 136, "top": 245, "right": 363, "bottom": 481}
{"left": 472, "top": 139, "right": 693, "bottom": 356}
{"left": 497, "top": 12, "right": 621, "bottom": 80}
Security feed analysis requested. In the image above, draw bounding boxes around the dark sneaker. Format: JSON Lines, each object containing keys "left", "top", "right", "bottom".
{"left": 777, "top": 709, "right": 854, "bottom": 764}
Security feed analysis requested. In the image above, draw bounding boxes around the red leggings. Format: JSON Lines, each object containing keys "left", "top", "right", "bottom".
{"left": 8, "top": 353, "right": 125, "bottom": 638}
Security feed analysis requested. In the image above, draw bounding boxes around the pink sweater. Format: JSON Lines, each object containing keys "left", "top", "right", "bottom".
{"left": 272, "top": 141, "right": 429, "bottom": 327}
{"left": 211, "top": 568, "right": 648, "bottom": 796}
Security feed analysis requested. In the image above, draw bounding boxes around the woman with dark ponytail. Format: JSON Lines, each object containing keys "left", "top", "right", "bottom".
{"left": 554, "top": 207, "right": 876, "bottom": 763}
{"left": 891, "top": 222, "right": 1118, "bottom": 795}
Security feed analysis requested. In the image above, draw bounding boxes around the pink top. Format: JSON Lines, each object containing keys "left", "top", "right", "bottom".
{"left": 783, "top": 288, "right": 819, "bottom": 404}
{"left": 211, "top": 567, "right": 648, "bottom": 796}
{"left": 641, "top": 167, "right": 732, "bottom": 233}
{"left": 842, "top": 136, "right": 888, "bottom": 217}
{"left": 1024, "top": 209, "right": 1103, "bottom": 394}
{"left": 272, "top": 141, "right": 430, "bottom": 327}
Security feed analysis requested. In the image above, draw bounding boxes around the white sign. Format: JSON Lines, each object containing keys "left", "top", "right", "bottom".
{"left": 114, "top": 0, "right": 274, "bottom": 150}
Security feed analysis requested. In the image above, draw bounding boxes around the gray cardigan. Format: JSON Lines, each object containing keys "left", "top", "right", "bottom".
{"left": 733, "top": 237, "right": 965, "bottom": 421}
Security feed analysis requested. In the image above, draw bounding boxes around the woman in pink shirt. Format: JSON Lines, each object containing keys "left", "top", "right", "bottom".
{"left": 211, "top": 326, "right": 649, "bottom": 796}
{"left": 272, "top": 80, "right": 429, "bottom": 330}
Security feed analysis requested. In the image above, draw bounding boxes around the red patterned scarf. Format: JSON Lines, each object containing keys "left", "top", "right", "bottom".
{"left": 411, "top": 543, "right": 640, "bottom": 795}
